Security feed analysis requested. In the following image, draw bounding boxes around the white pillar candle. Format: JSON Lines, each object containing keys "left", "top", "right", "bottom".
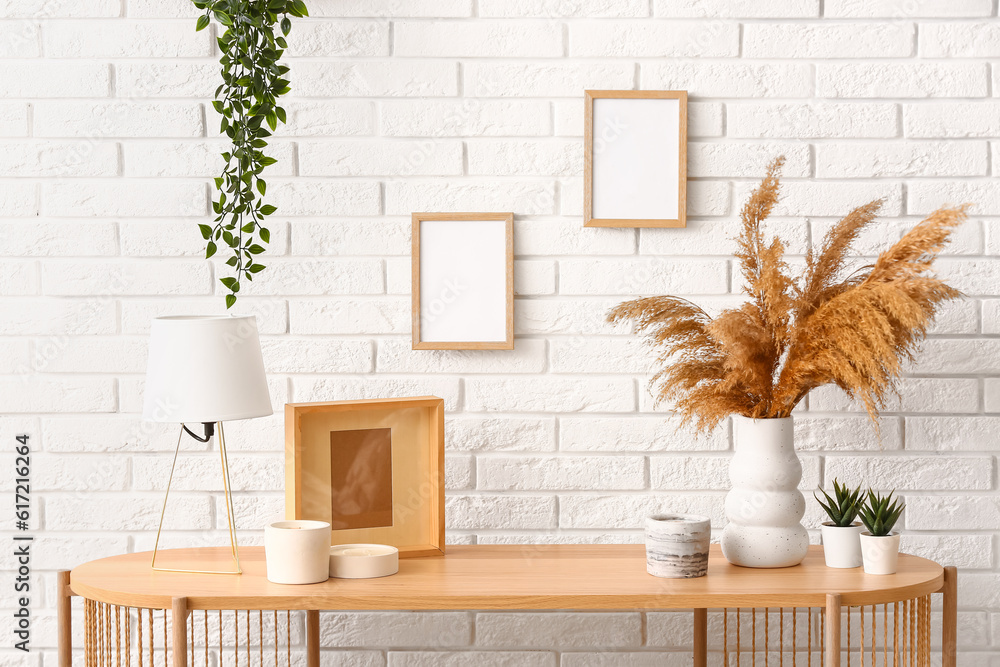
{"left": 264, "top": 520, "right": 331, "bottom": 585}
{"left": 329, "top": 543, "right": 399, "bottom": 579}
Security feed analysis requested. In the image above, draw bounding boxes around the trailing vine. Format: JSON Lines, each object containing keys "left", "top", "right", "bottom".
{"left": 193, "top": 0, "right": 308, "bottom": 308}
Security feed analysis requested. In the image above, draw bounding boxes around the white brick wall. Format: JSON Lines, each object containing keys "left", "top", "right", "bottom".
{"left": 2, "top": 1, "right": 999, "bottom": 663}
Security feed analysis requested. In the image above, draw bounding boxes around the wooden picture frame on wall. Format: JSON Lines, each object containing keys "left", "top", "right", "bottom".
{"left": 584, "top": 90, "right": 688, "bottom": 228}
{"left": 411, "top": 212, "right": 514, "bottom": 350}
{"left": 285, "top": 396, "right": 445, "bottom": 558}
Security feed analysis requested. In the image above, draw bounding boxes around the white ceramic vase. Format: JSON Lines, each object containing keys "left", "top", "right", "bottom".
{"left": 821, "top": 523, "right": 864, "bottom": 568}
{"left": 721, "top": 416, "right": 809, "bottom": 568}
{"left": 264, "top": 520, "right": 331, "bottom": 584}
{"left": 860, "top": 532, "right": 901, "bottom": 575}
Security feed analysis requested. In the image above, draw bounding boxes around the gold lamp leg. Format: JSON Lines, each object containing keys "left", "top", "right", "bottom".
{"left": 151, "top": 422, "right": 242, "bottom": 575}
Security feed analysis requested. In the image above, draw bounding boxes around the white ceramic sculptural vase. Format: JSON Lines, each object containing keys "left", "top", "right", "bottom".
{"left": 721, "top": 416, "right": 809, "bottom": 568}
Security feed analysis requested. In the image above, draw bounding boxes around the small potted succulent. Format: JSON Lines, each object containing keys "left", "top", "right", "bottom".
{"left": 859, "top": 489, "right": 905, "bottom": 575}
{"left": 815, "top": 479, "right": 864, "bottom": 568}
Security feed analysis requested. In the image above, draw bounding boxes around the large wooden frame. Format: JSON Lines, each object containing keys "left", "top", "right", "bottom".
{"left": 584, "top": 90, "right": 688, "bottom": 228}
{"left": 285, "top": 396, "right": 445, "bottom": 558}
{"left": 411, "top": 212, "right": 514, "bottom": 350}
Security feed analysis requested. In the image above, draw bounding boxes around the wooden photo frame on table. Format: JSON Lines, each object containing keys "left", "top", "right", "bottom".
{"left": 411, "top": 212, "right": 514, "bottom": 350}
{"left": 584, "top": 90, "right": 688, "bottom": 228}
{"left": 285, "top": 396, "right": 445, "bottom": 558}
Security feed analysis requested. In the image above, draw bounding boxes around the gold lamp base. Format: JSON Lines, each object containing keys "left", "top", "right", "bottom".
{"left": 151, "top": 421, "right": 242, "bottom": 575}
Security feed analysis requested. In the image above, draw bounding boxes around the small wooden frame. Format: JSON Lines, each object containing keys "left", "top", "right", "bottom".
{"left": 411, "top": 212, "right": 514, "bottom": 350}
{"left": 285, "top": 397, "right": 445, "bottom": 558}
{"left": 584, "top": 90, "right": 688, "bottom": 228}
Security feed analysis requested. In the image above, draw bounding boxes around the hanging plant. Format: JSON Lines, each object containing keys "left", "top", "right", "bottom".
{"left": 192, "top": 0, "right": 308, "bottom": 308}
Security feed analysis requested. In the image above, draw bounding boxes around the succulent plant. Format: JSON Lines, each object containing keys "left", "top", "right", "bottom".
{"left": 814, "top": 478, "right": 863, "bottom": 528}
{"left": 859, "top": 489, "right": 905, "bottom": 537}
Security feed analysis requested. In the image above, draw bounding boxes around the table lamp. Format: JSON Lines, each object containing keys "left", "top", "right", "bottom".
{"left": 142, "top": 315, "right": 272, "bottom": 574}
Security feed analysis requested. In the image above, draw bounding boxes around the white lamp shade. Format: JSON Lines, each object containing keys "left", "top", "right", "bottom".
{"left": 142, "top": 315, "right": 273, "bottom": 424}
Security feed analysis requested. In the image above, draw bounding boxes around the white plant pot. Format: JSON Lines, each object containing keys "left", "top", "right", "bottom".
{"left": 645, "top": 514, "right": 711, "bottom": 579}
{"left": 820, "top": 523, "right": 864, "bottom": 568}
{"left": 860, "top": 532, "right": 901, "bottom": 575}
{"left": 721, "top": 416, "right": 809, "bottom": 568}
{"left": 264, "top": 520, "right": 331, "bottom": 585}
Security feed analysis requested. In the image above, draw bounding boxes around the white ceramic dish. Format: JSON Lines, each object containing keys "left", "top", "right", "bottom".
{"left": 329, "top": 544, "right": 399, "bottom": 579}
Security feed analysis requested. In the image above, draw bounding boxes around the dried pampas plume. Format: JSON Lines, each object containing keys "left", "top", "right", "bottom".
{"left": 608, "top": 157, "right": 968, "bottom": 434}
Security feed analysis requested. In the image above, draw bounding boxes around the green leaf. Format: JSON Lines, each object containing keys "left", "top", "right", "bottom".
{"left": 196, "top": 0, "right": 298, "bottom": 309}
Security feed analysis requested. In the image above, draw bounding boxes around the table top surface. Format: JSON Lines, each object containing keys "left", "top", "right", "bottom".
{"left": 69, "top": 544, "right": 944, "bottom": 611}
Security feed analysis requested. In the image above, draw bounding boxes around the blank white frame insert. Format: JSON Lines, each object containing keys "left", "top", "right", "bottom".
{"left": 585, "top": 90, "right": 688, "bottom": 228}
{"left": 411, "top": 212, "right": 514, "bottom": 350}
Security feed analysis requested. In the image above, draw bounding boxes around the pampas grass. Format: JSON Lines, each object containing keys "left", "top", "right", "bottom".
{"left": 608, "top": 157, "right": 968, "bottom": 433}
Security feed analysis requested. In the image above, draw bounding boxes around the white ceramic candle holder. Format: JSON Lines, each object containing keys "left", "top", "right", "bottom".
{"left": 329, "top": 544, "right": 399, "bottom": 579}
{"left": 264, "top": 520, "right": 331, "bottom": 585}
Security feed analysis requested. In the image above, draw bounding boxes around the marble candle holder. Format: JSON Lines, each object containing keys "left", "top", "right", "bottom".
{"left": 645, "top": 514, "right": 711, "bottom": 579}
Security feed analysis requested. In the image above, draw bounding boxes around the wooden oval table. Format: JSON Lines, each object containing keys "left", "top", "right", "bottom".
{"left": 62, "top": 544, "right": 955, "bottom": 667}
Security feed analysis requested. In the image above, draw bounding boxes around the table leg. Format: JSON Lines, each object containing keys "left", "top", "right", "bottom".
{"left": 57, "top": 571, "right": 71, "bottom": 667}
{"left": 943, "top": 566, "right": 958, "bottom": 667}
{"left": 306, "top": 610, "right": 320, "bottom": 667}
{"left": 693, "top": 608, "right": 707, "bottom": 667}
{"left": 826, "top": 594, "right": 841, "bottom": 667}
{"left": 171, "top": 598, "right": 188, "bottom": 667}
